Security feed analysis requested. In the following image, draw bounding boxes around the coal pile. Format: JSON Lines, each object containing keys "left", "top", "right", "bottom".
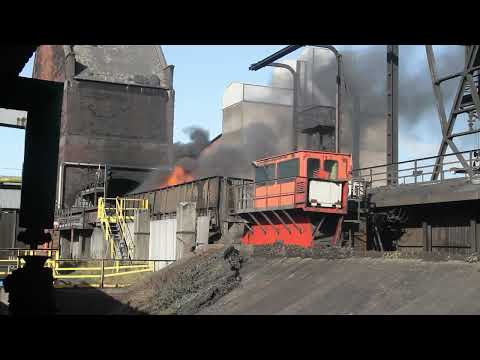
{"left": 252, "top": 241, "right": 354, "bottom": 260}
{"left": 111, "top": 246, "right": 246, "bottom": 315}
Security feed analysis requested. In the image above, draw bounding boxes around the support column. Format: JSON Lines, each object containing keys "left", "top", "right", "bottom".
{"left": 423, "top": 221, "right": 431, "bottom": 252}
{"left": 352, "top": 96, "right": 361, "bottom": 171}
{"left": 176, "top": 202, "right": 197, "bottom": 259}
{"left": 476, "top": 221, "right": 480, "bottom": 254}
{"left": 386, "top": 45, "right": 399, "bottom": 186}
{"left": 70, "top": 228, "right": 75, "bottom": 259}
{"left": 470, "top": 218, "right": 477, "bottom": 253}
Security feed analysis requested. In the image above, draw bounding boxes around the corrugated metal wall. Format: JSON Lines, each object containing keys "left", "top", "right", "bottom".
{"left": 149, "top": 177, "right": 220, "bottom": 215}
{"left": 0, "top": 189, "right": 21, "bottom": 209}
{"left": 395, "top": 202, "right": 478, "bottom": 256}
{"left": 149, "top": 219, "right": 176, "bottom": 270}
{"left": 0, "top": 212, "right": 17, "bottom": 252}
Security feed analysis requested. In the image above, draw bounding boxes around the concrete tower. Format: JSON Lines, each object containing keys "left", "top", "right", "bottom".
{"left": 33, "top": 45, "right": 175, "bottom": 208}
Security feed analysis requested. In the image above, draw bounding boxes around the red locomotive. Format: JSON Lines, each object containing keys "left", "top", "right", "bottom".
{"left": 234, "top": 150, "right": 352, "bottom": 248}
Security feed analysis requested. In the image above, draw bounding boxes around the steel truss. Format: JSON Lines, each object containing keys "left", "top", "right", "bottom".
{"left": 426, "top": 45, "right": 480, "bottom": 180}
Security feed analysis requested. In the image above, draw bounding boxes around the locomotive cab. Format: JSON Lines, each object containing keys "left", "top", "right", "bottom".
{"left": 235, "top": 150, "right": 352, "bottom": 248}
{"left": 252, "top": 151, "right": 352, "bottom": 214}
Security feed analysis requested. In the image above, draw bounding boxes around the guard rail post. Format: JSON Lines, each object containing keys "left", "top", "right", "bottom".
{"left": 100, "top": 258, "right": 105, "bottom": 288}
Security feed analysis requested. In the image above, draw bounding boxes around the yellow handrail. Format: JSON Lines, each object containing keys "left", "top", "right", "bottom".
{"left": 97, "top": 197, "right": 149, "bottom": 260}
{"left": 0, "top": 248, "right": 160, "bottom": 288}
{"left": 98, "top": 197, "right": 117, "bottom": 258}
{"left": 116, "top": 197, "right": 135, "bottom": 260}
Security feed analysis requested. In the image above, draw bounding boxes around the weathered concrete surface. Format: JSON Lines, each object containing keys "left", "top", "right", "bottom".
{"left": 369, "top": 178, "right": 480, "bottom": 208}
{"left": 200, "top": 256, "right": 480, "bottom": 315}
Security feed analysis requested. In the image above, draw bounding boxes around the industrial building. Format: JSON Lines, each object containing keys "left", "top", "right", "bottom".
{"left": 0, "top": 43, "right": 480, "bottom": 318}
{"left": 3, "top": 45, "right": 480, "bottom": 316}
{"left": 42, "top": 45, "right": 480, "bottom": 263}
{"left": 30, "top": 45, "right": 175, "bottom": 259}
{"left": 220, "top": 47, "right": 388, "bottom": 173}
{"left": 33, "top": 45, "right": 175, "bottom": 208}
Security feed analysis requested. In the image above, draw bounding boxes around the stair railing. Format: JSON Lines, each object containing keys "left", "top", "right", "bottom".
{"left": 115, "top": 197, "right": 135, "bottom": 260}
{"left": 97, "top": 197, "right": 117, "bottom": 259}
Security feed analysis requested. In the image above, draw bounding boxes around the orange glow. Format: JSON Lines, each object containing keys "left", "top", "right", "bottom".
{"left": 161, "top": 165, "right": 194, "bottom": 187}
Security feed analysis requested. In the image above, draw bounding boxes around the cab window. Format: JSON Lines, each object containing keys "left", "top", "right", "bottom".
{"left": 307, "top": 158, "right": 321, "bottom": 178}
{"left": 255, "top": 164, "right": 275, "bottom": 183}
{"left": 278, "top": 159, "right": 300, "bottom": 183}
{"left": 324, "top": 160, "right": 338, "bottom": 180}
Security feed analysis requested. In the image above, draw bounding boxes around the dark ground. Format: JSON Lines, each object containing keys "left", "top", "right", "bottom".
{"left": 200, "top": 248, "right": 480, "bottom": 315}
{"left": 3, "top": 243, "right": 480, "bottom": 315}
{"left": 110, "top": 244, "right": 244, "bottom": 315}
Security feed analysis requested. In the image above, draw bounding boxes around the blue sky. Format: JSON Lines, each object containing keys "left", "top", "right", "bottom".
{"left": 0, "top": 45, "right": 466, "bottom": 177}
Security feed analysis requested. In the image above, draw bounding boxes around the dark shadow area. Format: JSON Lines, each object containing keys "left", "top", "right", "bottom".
{"left": 0, "top": 297, "right": 8, "bottom": 315}
{"left": 2, "top": 285, "right": 146, "bottom": 316}
{"left": 107, "top": 178, "right": 140, "bottom": 198}
{"left": 54, "top": 286, "right": 146, "bottom": 315}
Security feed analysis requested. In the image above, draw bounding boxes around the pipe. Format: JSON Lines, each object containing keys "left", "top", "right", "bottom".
{"left": 249, "top": 45, "right": 342, "bottom": 152}
{"left": 312, "top": 46, "right": 342, "bottom": 153}
{"left": 249, "top": 45, "right": 304, "bottom": 71}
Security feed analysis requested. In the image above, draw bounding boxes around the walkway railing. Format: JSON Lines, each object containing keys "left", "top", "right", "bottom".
{"left": 352, "top": 149, "right": 480, "bottom": 189}
{"left": 231, "top": 176, "right": 351, "bottom": 212}
{"left": 0, "top": 248, "right": 169, "bottom": 288}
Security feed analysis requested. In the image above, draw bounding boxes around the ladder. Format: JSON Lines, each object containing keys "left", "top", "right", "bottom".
{"left": 110, "top": 222, "right": 130, "bottom": 260}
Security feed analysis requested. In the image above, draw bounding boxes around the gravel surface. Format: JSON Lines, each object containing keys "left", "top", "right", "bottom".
{"left": 111, "top": 245, "right": 246, "bottom": 315}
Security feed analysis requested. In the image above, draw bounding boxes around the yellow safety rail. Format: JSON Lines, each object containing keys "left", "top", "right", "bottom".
{"left": 98, "top": 197, "right": 117, "bottom": 259}
{"left": 0, "top": 249, "right": 58, "bottom": 277}
{"left": 0, "top": 249, "right": 164, "bottom": 288}
{"left": 97, "top": 197, "right": 149, "bottom": 260}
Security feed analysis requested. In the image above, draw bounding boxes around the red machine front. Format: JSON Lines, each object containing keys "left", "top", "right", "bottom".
{"left": 239, "top": 150, "right": 352, "bottom": 248}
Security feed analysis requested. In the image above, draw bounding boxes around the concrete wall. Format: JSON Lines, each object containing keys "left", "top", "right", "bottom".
{"left": 196, "top": 216, "right": 209, "bottom": 248}
{"left": 134, "top": 209, "right": 150, "bottom": 259}
{"left": 90, "top": 227, "right": 105, "bottom": 259}
{"left": 176, "top": 202, "right": 196, "bottom": 259}
{"left": 59, "top": 231, "right": 71, "bottom": 258}
{"left": 71, "top": 230, "right": 81, "bottom": 259}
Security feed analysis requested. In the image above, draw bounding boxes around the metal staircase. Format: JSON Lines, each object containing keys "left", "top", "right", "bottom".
{"left": 97, "top": 197, "right": 149, "bottom": 260}
{"left": 110, "top": 222, "right": 129, "bottom": 260}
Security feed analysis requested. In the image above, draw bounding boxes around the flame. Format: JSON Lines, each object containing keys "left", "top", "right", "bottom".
{"left": 161, "top": 165, "right": 194, "bottom": 187}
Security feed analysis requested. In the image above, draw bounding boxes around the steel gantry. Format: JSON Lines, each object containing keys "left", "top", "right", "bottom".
{"left": 386, "top": 45, "right": 399, "bottom": 185}
{"left": 426, "top": 45, "right": 480, "bottom": 180}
